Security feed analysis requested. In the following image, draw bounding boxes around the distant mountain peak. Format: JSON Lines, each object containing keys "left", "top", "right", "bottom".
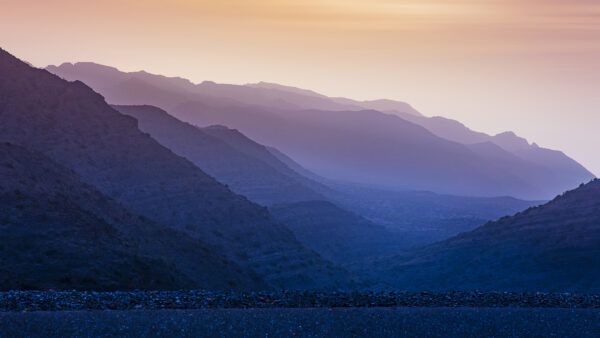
{"left": 203, "top": 124, "right": 231, "bottom": 130}
{"left": 492, "top": 131, "right": 532, "bottom": 151}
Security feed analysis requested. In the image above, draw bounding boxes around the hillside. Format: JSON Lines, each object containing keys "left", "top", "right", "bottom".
{"left": 265, "top": 142, "right": 541, "bottom": 245}
{"left": 0, "top": 48, "right": 349, "bottom": 290}
{"left": 113, "top": 105, "right": 324, "bottom": 205}
{"left": 376, "top": 179, "right": 600, "bottom": 292}
{"left": 269, "top": 201, "right": 407, "bottom": 266}
{"left": 0, "top": 142, "right": 264, "bottom": 291}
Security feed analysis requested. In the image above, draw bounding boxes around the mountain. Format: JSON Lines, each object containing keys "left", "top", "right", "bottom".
{"left": 247, "top": 81, "right": 422, "bottom": 116}
{"left": 47, "top": 62, "right": 360, "bottom": 112}
{"left": 46, "top": 62, "right": 594, "bottom": 199}
{"left": 171, "top": 102, "right": 563, "bottom": 198}
{"left": 269, "top": 201, "right": 407, "bottom": 266}
{"left": 115, "top": 103, "right": 516, "bottom": 261}
{"left": 0, "top": 48, "right": 348, "bottom": 290}
{"left": 0, "top": 142, "right": 264, "bottom": 291}
{"left": 248, "top": 83, "right": 594, "bottom": 196}
{"left": 113, "top": 105, "right": 410, "bottom": 270}
{"left": 394, "top": 113, "right": 593, "bottom": 186}
{"left": 258, "top": 150, "right": 539, "bottom": 244}
{"left": 48, "top": 63, "right": 423, "bottom": 117}
{"left": 112, "top": 104, "right": 325, "bottom": 205}
{"left": 375, "top": 179, "right": 600, "bottom": 292}
{"left": 317, "top": 182, "right": 541, "bottom": 245}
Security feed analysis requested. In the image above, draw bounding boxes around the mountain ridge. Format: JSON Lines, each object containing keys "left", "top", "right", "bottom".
{"left": 374, "top": 178, "right": 600, "bottom": 292}
{"left": 0, "top": 142, "right": 265, "bottom": 290}
{"left": 112, "top": 104, "right": 326, "bottom": 205}
{"left": 1, "top": 47, "right": 350, "bottom": 290}
{"left": 46, "top": 61, "right": 594, "bottom": 199}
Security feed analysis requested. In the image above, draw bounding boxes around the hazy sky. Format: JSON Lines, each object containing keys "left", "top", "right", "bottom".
{"left": 1, "top": 0, "right": 599, "bottom": 175}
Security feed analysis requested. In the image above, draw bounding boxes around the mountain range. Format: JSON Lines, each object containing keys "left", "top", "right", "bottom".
{"left": 111, "top": 104, "right": 538, "bottom": 247}
{"left": 0, "top": 48, "right": 349, "bottom": 290}
{"left": 2, "top": 46, "right": 598, "bottom": 293}
{"left": 372, "top": 179, "right": 600, "bottom": 292}
{"left": 112, "top": 104, "right": 326, "bottom": 205}
{"left": 0, "top": 142, "right": 264, "bottom": 291}
{"left": 47, "top": 62, "right": 594, "bottom": 200}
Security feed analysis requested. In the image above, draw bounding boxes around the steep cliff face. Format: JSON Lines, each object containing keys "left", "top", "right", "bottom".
{"left": 0, "top": 48, "right": 349, "bottom": 290}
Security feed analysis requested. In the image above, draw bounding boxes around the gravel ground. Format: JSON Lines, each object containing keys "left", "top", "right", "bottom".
{"left": 1, "top": 290, "right": 599, "bottom": 311}
{"left": 1, "top": 307, "right": 599, "bottom": 337}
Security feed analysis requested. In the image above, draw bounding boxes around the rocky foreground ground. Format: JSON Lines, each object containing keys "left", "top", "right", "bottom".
{"left": 1, "top": 290, "right": 600, "bottom": 311}
{"left": 1, "top": 307, "right": 599, "bottom": 337}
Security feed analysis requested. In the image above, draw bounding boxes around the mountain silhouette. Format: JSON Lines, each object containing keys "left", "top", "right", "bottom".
{"left": 247, "top": 81, "right": 422, "bottom": 116}
{"left": 113, "top": 105, "right": 325, "bottom": 205}
{"left": 269, "top": 201, "right": 408, "bottom": 266}
{"left": 46, "top": 62, "right": 594, "bottom": 199}
{"left": 170, "top": 102, "right": 554, "bottom": 198}
{"left": 113, "top": 105, "right": 415, "bottom": 271}
{"left": 0, "top": 142, "right": 264, "bottom": 291}
{"left": 375, "top": 179, "right": 600, "bottom": 292}
{"left": 0, "top": 48, "right": 349, "bottom": 289}
{"left": 392, "top": 113, "right": 593, "bottom": 188}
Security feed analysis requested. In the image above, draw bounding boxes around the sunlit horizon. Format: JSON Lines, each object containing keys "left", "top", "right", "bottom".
{"left": 2, "top": 0, "right": 599, "bottom": 175}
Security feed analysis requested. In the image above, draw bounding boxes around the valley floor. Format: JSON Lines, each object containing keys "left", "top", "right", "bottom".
{"left": 1, "top": 307, "right": 599, "bottom": 337}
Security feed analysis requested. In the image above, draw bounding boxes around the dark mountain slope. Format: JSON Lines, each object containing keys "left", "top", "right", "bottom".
{"left": 200, "top": 124, "right": 299, "bottom": 179}
{"left": 0, "top": 48, "right": 348, "bottom": 289}
{"left": 269, "top": 201, "right": 407, "bottom": 266}
{"left": 320, "top": 182, "right": 542, "bottom": 245}
{"left": 376, "top": 179, "right": 600, "bottom": 292}
{"left": 199, "top": 125, "right": 334, "bottom": 198}
{"left": 113, "top": 105, "right": 324, "bottom": 205}
{"left": 0, "top": 143, "right": 264, "bottom": 291}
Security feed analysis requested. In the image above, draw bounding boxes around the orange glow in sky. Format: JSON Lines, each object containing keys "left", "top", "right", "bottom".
{"left": 1, "top": 0, "right": 599, "bottom": 174}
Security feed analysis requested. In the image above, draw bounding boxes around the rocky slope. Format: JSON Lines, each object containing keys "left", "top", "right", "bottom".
{"left": 375, "top": 179, "right": 600, "bottom": 292}
{"left": 0, "top": 142, "right": 264, "bottom": 291}
{"left": 0, "top": 48, "right": 348, "bottom": 289}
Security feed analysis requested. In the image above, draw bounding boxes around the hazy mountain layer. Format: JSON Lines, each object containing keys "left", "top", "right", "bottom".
{"left": 171, "top": 102, "right": 553, "bottom": 198}
{"left": 320, "top": 182, "right": 542, "bottom": 244}
{"left": 393, "top": 112, "right": 594, "bottom": 194}
{"left": 269, "top": 201, "right": 407, "bottom": 266}
{"left": 247, "top": 81, "right": 422, "bottom": 116}
{"left": 0, "top": 48, "right": 349, "bottom": 290}
{"left": 247, "top": 82, "right": 594, "bottom": 192}
{"left": 263, "top": 150, "right": 539, "bottom": 244}
{"left": 374, "top": 179, "right": 600, "bottom": 292}
{"left": 113, "top": 105, "right": 324, "bottom": 205}
{"left": 46, "top": 62, "right": 594, "bottom": 199}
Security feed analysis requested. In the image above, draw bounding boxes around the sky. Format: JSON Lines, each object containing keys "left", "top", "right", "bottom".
{"left": 1, "top": 0, "right": 599, "bottom": 175}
